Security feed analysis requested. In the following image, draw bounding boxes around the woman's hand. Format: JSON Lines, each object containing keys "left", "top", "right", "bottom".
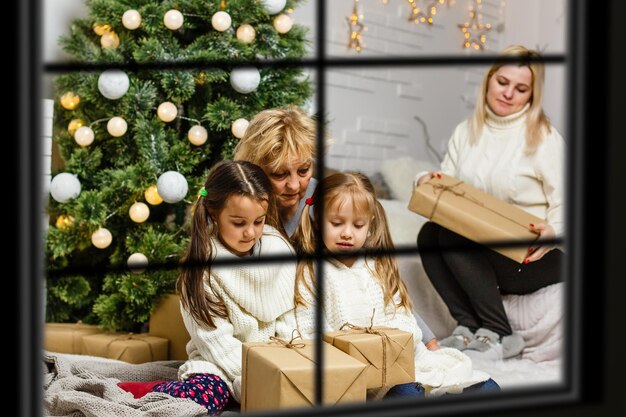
{"left": 413, "top": 171, "right": 441, "bottom": 188}
{"left": 525, "top": 223, "right": 556, "bottom": 263}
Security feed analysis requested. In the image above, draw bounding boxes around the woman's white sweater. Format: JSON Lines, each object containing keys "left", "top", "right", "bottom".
{"left": 418, "top": 105, "right": 566, "bottom": 237}
{"left": 178, "top": 225, "right": 297, "bottom": 402}
{"left": 293, "top": 257, "right": 490, "bottom": 396}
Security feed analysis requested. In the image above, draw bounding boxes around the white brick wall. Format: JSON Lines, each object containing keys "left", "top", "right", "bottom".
{"left": 42, "top": 99, "right": 54, "bottom": 231}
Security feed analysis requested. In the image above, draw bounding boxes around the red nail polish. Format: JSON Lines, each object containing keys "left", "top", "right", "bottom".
{"left": 529, "top": 223, "right": 534, "bottom": 228}
{"left": 527, "top": 247, "right": 534, "bottom": 254}
{"left": 524, "top": 258, "right": 530, "bottom": 264}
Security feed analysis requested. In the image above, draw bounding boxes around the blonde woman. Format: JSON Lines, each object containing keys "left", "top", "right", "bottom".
{"left": 415, "top": 45, "right": 566, "bottom": 360}
{"left": 233, "top": 106, "right": 319, "bottom": 239}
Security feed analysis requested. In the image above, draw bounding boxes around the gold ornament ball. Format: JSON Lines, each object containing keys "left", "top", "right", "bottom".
{"left": 188, "top": 125, "right": 208, "bottom": 146}
{"left": 211, "top": 11, "right": 232, "bottom": 32}
{"left": 107, "top": 116, "right": 128, "bottom": 137}
{"left": 144, "top": 185, "right": 163, "bottom": 205}
{"left": 231, "top": 118, "right": 250, "bottom": 139}
{"left": 195, "top": 72, "right": 207, "bottom": 85}
{"left": 60, "top": 92, "right": 80, "bottom": 110}
{"left": 100, "top": 31, "right": 120, "bottom": 49}
{"left": 127, "top": 252, "right": 149, "bottom": 274}
{"left": 55, "top": 215, "right": 74, "bottom": 230}
{"left": 129, "top": 202, "right": 150, "bottom": 223}
{"left": 157, "top": 101, "right": 178, "bottom": 122}
{"left": 93, "top": 23, "right": 111, "bottom": 36}
{"left": 74, "top": 126, "right": 95, "bottom": 147}
{"left": 164, "top": 9, "right": 184, "bottom": 30}
{"left": 67, "top": 119, "right": 85, "bottom": 136}
{"left": 273, "top": 14, "right": 293, "bottom": 34}
{"left": 91, "top": 227, "right": 113, "bottom": 249}
{"left": 236, "top": 24, "right": 256, "bottom": 43}
{"left": 122, "top": 9, "right": 142, "bottom": 30}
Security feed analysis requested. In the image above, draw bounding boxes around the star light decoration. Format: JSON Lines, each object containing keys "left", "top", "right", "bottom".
{"left": 458, "top": 0, "right": 491, "bottom": 50}
{"left": 346, "top": 0, "right": 365, "bottom": 53}
{"left": 407, "top": 0, "right": 439, "bottom": 25}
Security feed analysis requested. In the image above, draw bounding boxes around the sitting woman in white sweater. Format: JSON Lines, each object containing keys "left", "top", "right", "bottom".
{"left": 293, "top": 172, "right": 500, "bottom": 399}
{"left": 117, "top": 160, "right": 297, "bottom": 415}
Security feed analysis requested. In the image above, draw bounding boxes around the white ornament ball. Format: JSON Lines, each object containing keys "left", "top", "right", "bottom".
{"left": 236, "top": 24, "right": 256, "bottom": 44}
{"left": 164, "top": 9, "right": 184, "bottom": 30}
{"left": 74, "top": 126, "right": 95, "bottom": 147}
{"left": 107, "top": 116, "right": 128, "bottom": 137}
{"left": 157, "top": 101, "right": 178, "bottom": 122}
{"left": 98, "top": 69, "right": 130, "bottom": 100}
{"left": 50, "top": 173, "right": 81, "bottom": 203}
{"left": 127, "top": 252, "right": 149, "bottom": 274}
{"left": 273, "top": 14, "right": 293, "bottom": 34}
{"left": 188, "top": 125, "right": 208, "bottom": 146}
{"left": 262, "top": 0, "right": 287, "bottom": 15}
{"left": 122, "top": 9, "right": 142, "bottom": 30}
{"left": 157, "top": 171, "right": 188, "bottom": 203}
{"left": 230, "top": 67, "right": 261, "bottom": 94}
{"left": 129, "top": 202, "right": 150, "bottom": 223}
{"left": 91, "top": 227, "right": 113, "bottom": 249}
{"left": 231, "top": 118, "right": 249, "bottom": 138}
{"left": 211, "top": 11, "right": 232, "bottom": 32}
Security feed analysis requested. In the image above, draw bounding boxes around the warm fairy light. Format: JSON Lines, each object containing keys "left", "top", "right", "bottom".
{"left": 144, "top": 185, "right": 163, "bottom": 205}
{"left": 406, "top": 0, "right": 440, "bottom": 25}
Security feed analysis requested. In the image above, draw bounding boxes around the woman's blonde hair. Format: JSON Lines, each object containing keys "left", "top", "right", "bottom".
{"left": 469, "top": 44, "right": 552, "bottom": 153}
{"left": 294, "top": 172, "right": 413, "bottom": 312}
{"left": 233, "top": 105, "right": 319, "bottom": 173}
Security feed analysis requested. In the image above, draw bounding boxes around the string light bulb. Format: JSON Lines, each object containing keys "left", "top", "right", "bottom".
{"left": 60, "top": 92, "right": 80, "bottom": 110}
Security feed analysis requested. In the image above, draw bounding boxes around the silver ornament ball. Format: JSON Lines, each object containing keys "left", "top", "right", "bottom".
{"left": 156, "top": 171, "right": 189, "bottom": 203}
{"left": 98, "top": 69, "right": 130, "bottom": 100}
{"left": 50, "top": 173, "right": 81, "bottom": 203}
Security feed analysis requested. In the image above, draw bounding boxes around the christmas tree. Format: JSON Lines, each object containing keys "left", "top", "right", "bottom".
{"left": 46, "top": 0, "right": 312, "bottom": 332}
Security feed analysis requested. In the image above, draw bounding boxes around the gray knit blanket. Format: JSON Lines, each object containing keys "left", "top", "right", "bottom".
{"left": 42, "top": 351, "right": 209, "bottom": 417}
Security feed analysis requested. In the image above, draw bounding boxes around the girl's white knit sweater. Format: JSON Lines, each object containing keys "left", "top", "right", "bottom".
{"left": 417, "top": 105, "right": 566, "bottom": 237}
{"left": 294, "top": 257, "right": 490, "bottom": 396}
{"left": 178, "top": 225, "right": 297, "bottom": 402}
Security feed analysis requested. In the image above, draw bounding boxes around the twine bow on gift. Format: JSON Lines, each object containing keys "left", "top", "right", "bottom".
{"left": 338, "top": 309, "right": 397, "bottom": 387}
{"left": 269, "top": 329, "right": 306, "bottom": 349}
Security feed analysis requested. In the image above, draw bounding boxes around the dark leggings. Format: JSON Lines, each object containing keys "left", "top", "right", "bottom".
{"left": 152, "top": 373, "right": 230, "bottom": 415}
{"left": 417, "top": 222, "right": 564, "bottom": 337}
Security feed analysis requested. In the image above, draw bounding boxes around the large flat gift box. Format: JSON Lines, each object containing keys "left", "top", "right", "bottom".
{"left": 324, "top": 327, "right": 415, "bottom": 389}
{"left": 408, "top": 173, "right": 544, "bottom": 263}
{"left": 44, "top": 322, "right": 104, "bottom": 354}
{"left": 241, "top": 339, "right": 367, "bottom": 412}
{"left": 81, "top": 332, "right": 168, "bottom": 364}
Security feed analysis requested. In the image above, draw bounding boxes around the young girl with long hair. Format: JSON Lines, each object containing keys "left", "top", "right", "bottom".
{"left": 118, "top": 160, "right": 297, "bottom": 414}
{"left": 293, "top": 172, "right": 498, "bottom": 398}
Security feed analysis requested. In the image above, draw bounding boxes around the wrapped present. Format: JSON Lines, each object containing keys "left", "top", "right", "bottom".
{"left": 148, "top": 293, "right": 190, "bottom": 360}
{"left": 44, "top": 322, "right": 104, "bottom": 354}
{"left": 408, "top": 173, "right": 544, "bottom": 263}
{"left": 81, "top": 333, "right": 168, "bottom": 364}
{"left": 241, "top": 337, "right": 367, "bottom": 412}
{"left": 324, "top": 325, "right": 415, "bottom": 389}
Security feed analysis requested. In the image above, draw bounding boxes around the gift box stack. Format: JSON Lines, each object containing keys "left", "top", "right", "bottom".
{"left": 44, "top": 322, "right": 169, "bottom": 364}
{"left": 81, "top": 332, "right": 169, "bottom": 364}
{"left": 44, "top": 322, "right": 104, "bottom": 355}
{"left": 241, "top": 326, "right": 415, "bottom": 412}
{"left": 408, "top": 173, "right": 544, "bottom": 263}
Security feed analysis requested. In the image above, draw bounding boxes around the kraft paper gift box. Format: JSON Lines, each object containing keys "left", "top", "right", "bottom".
{"left": 148, "top": 293, "right": 190, "bottom": 360}
{"left": 44, "top": 322, "right": 104, "bottom": 354}
{"left": 81, "top": 333, "right": 168, "bottom": 364}
{"left": 324, "top": 327, "right": 415, "bottom": 389}
{"left": 408, "top": 173, "right": 544, "bottom": 263}
{"left": 241, "top": 339, "right": 367, "bottom": 412}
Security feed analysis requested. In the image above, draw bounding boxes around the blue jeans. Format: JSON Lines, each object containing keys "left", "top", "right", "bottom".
{"left": 384, "top": 378, "right": 501, "bottom": 399}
